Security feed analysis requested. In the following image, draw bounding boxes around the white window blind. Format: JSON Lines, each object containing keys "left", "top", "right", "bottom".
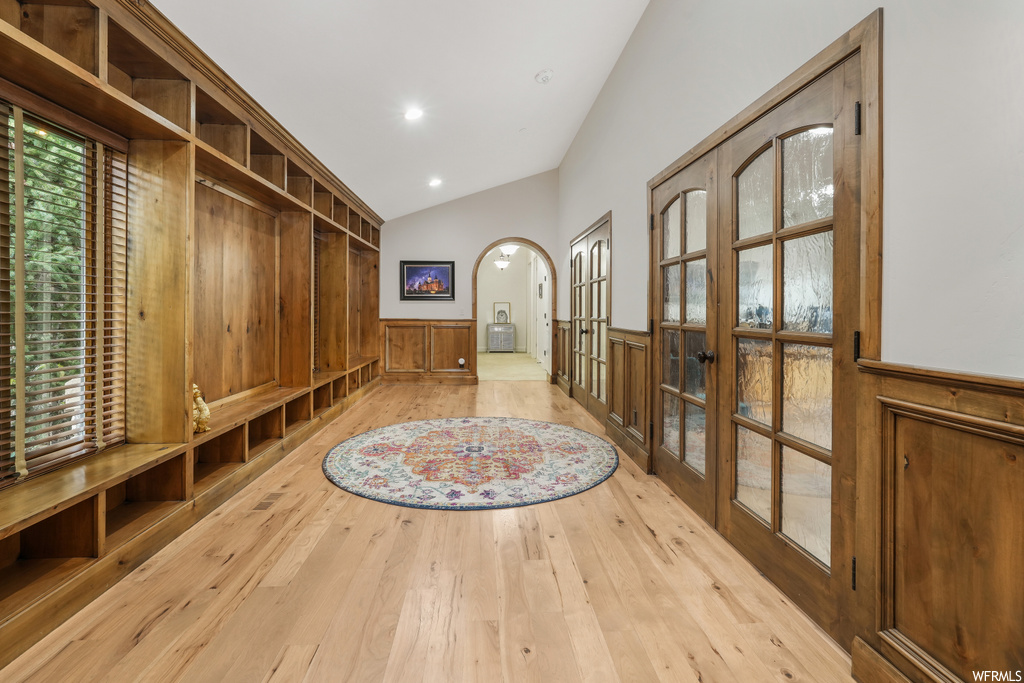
{"left": 1, "top": 100, "right": 127, "bottom": 486}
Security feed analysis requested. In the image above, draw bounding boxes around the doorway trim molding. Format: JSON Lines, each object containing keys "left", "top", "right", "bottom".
{"left": 471, "top": 237, "right": 557, "bottom": 382}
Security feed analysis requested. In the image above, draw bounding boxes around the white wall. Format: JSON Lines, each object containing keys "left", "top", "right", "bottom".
{"left": 556, "top": 0, "right": 1024, "bottom": 378}
{"left": 380, "top": 170, "right": 559, "bottom": 321}
{"left": 532, "top": 254, "right": 553, "bottom": 372}
{"left": 477, "top": 247, "right": 531, "bottom": 352}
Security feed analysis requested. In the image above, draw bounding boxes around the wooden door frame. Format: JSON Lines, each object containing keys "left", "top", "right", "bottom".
{"left": 646, "top": 10, "right": 882, "bottom": 651}
{"left": 570, "top": 211, "right": 612, "bottom": 417}
{"left": 471, "top": 237, "right": 557, "bottom": 382}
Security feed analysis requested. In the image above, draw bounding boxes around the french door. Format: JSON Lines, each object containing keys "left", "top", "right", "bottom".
{"left": 570, "top": 215, "right": 610, "bottom": 423}
{"left": 650, "top": 55, "right": 862, "bottom": 640}
{"left": 652, "top": 152, "right": 718, "bottom": 523}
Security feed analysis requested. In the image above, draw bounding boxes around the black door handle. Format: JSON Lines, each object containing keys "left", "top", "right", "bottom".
{"left": 579, "top": 328, "right": 589, "bottom": 335}
{"left": 696, "top": 350, "right": 716, "bottom": 364}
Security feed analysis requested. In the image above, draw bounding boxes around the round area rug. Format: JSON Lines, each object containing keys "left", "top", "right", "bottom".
{"left": 322, "top": 416, "right": 618, "bottom": 510}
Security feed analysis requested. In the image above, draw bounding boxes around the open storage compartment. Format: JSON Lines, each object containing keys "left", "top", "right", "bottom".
{"left": 0, "top": 496, "right": 98, "bottom": 623}
{"left": 332, "top": 377, "right": 347, "bottom": 403}
{"left": 249, "top": 129, "right": 285, "bottom": 189}
{"left": 284, "top": 395, "right": 311, "bottom": 436}
{"left": 193, "top": 425, "right": 245, "bottom": 494}
{"left": 247, "top": 408, "right": 283, "bottom": 458}
{"left": 313, "top": 179, "right": 333, "bottom": 217}
{"left": 104, "top": 455, "right": 186, "bottom": 548}
{"left": 196, "top": 86, "right": 247, "bottom": 164}
{"left": 106, "top": 19, "right": 190, "bottom": 130}
{"left": 286, "top": 159, "right": 312, "bottom": 205}
{"left": 312, "top": 384, "right": 332, "bottom": 417}
{"left": 2, "top": 0, "right": 99, "bottom": 75}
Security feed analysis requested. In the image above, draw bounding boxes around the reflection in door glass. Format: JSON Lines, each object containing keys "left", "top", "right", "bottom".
{"left": 663, "top": 265, "right": 681, "bottom": 322}
{"left": 738, "top": 245, "right": 773, "bottom": 329}
{"left": 685, "top": 259, "right": 706, "bottom": 325}
{"left": 662, "top": 330, "right": 680, "bottom": 389}
{"left": 781, "top": 446, "right": 831, "bottom": 566}
{"left": 736, "top": 425, "right": 771, "bottom": 523}
{"left": 684, "top": 190, "right": 707, "bottom": 253}
{"left": 736, "top": 339, "right": 772, "bottom": 426}
{"left": 663, "top": 197, "right": 681, "bottom": 258}
{"left": 683, "top": 402, "right": 706, "bottom": 476}
{"left": 663, "top": 393, "right": 680, "bottom": 458}
{"left": 782, "top": 343, "right": 833, "bottom": 450}
{"left": 782, "top": 127, "right": 833, "bottom": 228}
{"left": 783, "top": 232, "right": 833, "bottom": 334}
{"left": 683, "top": 332, "right": 706, "bottom": 399}
{"left": 738, "top": 148, "right": 774, "bottom": 239}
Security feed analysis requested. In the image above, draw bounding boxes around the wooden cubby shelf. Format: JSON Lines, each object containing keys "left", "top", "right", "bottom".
{"left": 332, "top": 377, "right": 348, "bottom": 403}
{"left": 247, "top": 408, "right": 284, "bottom": 458}
{"left": 313, "top": 180, "right": 333, "bottom": 217}
{"left": 249, "top": 129, "right": 286, "bottom": 190}
{"left": 312, "top": 385, "right": 332, "bottom": 418}
{"left": 284, "top": 396, "right": 312, "bottom": 437}
{"left": 286, "top": 159, "right": 313, "bottom": 205}
{"left": 103, "top": 454, "right": 187, "bottom": 549}
{"left": 195, "top": 141, "right": 310, "bottom": 212}
{"left": 0, "top": 20, "right": 187, "bottom": 141}
{"left": 195, "top": 86, "right": 246, "bottom": 164}
{"left": 0, "top": 494, "right": 99, "bottom": 625}
{"left": 106, "top": 19, "right": 191, "bottom": 131}
{"left": 193, "top": 426, "right": 246, "bottom": 495}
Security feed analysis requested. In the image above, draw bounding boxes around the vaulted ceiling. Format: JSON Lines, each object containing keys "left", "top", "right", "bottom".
{"left": 152, "top": 0, "right": 650, "bottom": 221}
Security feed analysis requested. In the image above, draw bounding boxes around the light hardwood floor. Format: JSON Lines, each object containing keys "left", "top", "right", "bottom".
{"left": 2, "top": 383, "right": 854, "bottom": 682}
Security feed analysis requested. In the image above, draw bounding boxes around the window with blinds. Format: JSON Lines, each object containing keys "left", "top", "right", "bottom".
{"left": 0, "top": 100, "right": 128, "bottom": 487}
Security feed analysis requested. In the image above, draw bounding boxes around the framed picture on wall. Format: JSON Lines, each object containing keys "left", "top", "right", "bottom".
{"left": 400, "top": 261, "right": 455, "bottom": 301}
{"left": 493, "top": 301, "right": 511, "bottom": 324}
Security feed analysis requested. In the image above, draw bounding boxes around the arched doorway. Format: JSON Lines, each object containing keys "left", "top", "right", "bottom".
{"left": 472, "top": 238, "right": 557, "bottom": 381}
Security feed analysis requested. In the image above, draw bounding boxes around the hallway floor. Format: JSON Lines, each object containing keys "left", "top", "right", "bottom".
{"left": 477, "top": 351, "right": 548, "bottom": 381}
{"left": 3, "top": 383, "right": 854, "bottom": 682}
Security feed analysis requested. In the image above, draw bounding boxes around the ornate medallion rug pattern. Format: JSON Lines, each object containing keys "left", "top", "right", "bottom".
{"left": 322, "top": 417, "right": 619, "bottom": 510}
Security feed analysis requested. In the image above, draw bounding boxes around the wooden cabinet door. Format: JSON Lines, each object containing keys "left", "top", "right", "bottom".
{"left": 651, "top": 151, "right": 719, "bottom": 524}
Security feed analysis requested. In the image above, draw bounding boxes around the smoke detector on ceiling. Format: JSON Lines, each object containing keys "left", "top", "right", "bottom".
{"left": 534, "top": 69, "right": 554, "bottom": 85}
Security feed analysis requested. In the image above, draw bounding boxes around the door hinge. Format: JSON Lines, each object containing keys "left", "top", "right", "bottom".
{"left": 649, "top": 318, "right": 654, "bottom": 334}
{"left": 853, "top": 331, "right": 861, "bottom": 361}
{"left": 854, "top": 101, "right": 862, "bottom": 135}
{"left": 851, "top": 556, "right": 857, "bottom": 590}
{"left": 649, "top": 214, "right": 655, "bottom": 231}
{"left": 649, "top": 421, "right": 654, "bottom": 441}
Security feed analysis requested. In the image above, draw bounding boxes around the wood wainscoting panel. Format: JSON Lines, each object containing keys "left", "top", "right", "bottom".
{"left": 380, "top": 320, "right": 476, "bottom": 384}
{"left": 383, "top": 323, "right": 427, "bottom": 373}
{"left": 431, "top": 324, "right": 474, "bottom": 373}
{"left": 555, "top": 320, "right": 571, "bottom": 395}
{"left": 882, "top": 400, "right": 1024, "bottom": 680}
{"left": 854, "top": 360, "right": 1024, "bottom": 683}
{"left": 606, "top": 328, "right": 650, "bottom": 472}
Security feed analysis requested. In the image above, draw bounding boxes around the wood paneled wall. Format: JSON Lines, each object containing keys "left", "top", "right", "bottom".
{"left": 607, "top": 328, "right": 650, "bottom": 471}
{"left": 555, "top": 320, "right": 571, "bottom": 395}
{"left": 192, "top": 183, "right": 277, "bottom": 403}
{"left": 380, "top": 320, "right": 477, "bottom": 384}
{"left": 852, "top": 361, "right": 1024, "bottom": 682}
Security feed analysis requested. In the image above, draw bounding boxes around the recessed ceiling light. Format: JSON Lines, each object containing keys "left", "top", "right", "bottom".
{"left": 429, "top": 178, "right": 442, "bottom": 187}
{"left": 404, "top": 107, "right": 423, "bottom": 120}
{"left": 535, "top": 68, "right": 554, "bottom": 84}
